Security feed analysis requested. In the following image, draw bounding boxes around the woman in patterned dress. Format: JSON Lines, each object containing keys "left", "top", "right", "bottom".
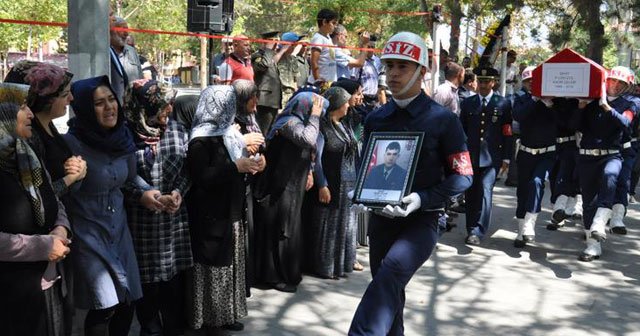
{"left": 186, "top": 85, "right": 266, "bottom": 334}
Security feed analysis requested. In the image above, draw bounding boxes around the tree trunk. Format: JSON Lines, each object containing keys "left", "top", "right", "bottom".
{"left": 419, "top": 0, "right": 433, "bottom": 36}
{"left": 447, "top": 0, "right": 463, "bottom": 62}
{"left": 573, "top": 0, "right": 605, "bottom": 64}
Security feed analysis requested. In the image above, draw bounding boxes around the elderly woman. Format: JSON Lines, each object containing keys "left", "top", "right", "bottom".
{"left": 308, "top": 86, "right": 359, "bottom": 279}
{"left": 230, "top": 79, "right": 265, "bottom": 291}
{"left": 0, "top": 83, "right": 72, "bottom": 336}
{"left": 64, "top": 76, "right": 161, "bottom": 336}
{"left": 254, "top": 91, "right": 327, "bottom": 293}
{"left": 186, "top": 85, "right": 266, "bottom": 333}
{"left": 124, "top": 79, "right": 193, "bottom": 336}
{"left": 4, "top": 61, "right": 87, "bottom": 197}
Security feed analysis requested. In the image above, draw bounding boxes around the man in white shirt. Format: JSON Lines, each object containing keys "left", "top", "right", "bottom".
{"left": 433, "top": 62, "right": 464, "bottom": 115}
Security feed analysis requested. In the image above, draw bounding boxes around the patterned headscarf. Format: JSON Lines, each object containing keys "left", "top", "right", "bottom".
{"left": 267, "top": 91, "right": 328, "bottom": 140}
{"left": 125, "top": 79, "right": 176, "bottom": 164}
{"left": 190, "top": 85, "right": 246, "bottom": 162}
{"left": 0, "top": 84, "right": 47, "bottom": 227}
{"left": 4, "top": 61, "right": 73, "bottom": 113}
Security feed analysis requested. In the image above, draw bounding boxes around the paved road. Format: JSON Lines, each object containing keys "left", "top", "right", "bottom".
{"left": 73, "top": 183, "right": 640, "bottom": 335}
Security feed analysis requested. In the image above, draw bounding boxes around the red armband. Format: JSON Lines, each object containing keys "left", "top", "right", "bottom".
{"left": 502, "top": 124, "right": 513, "bottom": 136}
{"left": 623, "top": 110, "right": 634, "bottom": 122}
{"left": 447, "top": 151, "right": 473, "bottom": 176}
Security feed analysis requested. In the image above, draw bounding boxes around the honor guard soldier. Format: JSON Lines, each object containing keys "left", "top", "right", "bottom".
{"left": 547, "top": 95, "right": 582, "bottom": 230}
{"left": 459, "top": 66, "right": 513, "bottom": 245}
{"left": 609, "top": 66, "right": 639, "bottom": 234}
{"left": 511, "top": 66, "right": 558, "bottom": 247}
{"left": 348, "top": 32, "right": 473, "bottom": 336}
{"left": 571, "top": 68, "right": 635, "bottom": 261}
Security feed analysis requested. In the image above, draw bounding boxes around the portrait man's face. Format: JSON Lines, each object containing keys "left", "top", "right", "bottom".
{"left": 384, "top": 149, "right": 399, "bottom": 168}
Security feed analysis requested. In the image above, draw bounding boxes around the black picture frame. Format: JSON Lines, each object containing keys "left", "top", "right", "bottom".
{"left": 353, "top": 132, "right": 424, "bottom": 208}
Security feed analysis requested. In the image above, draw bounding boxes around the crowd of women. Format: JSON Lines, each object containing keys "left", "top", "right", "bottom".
{"left": 0, "top": 60, "right": 369, "bottom": 336}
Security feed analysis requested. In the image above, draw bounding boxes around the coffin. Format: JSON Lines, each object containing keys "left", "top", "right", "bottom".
{"left": 531, "top": 48, "right": 606, "bottom": 98}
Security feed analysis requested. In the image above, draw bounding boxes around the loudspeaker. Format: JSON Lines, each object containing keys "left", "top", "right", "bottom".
{"left": 187, "top": 0, "right": 234, "bottom": 33}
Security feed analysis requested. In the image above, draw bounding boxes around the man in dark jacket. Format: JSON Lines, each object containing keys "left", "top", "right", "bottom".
{"left": 252, "top": 31, "right": 289, "bottom": 135}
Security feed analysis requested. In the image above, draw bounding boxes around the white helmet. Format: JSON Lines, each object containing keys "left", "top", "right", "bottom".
{"left": 380, "top": 32, "right": 429, "bottom": 68}
{"left": 521, "top": 66, "right": 536, "bottom": 81}
{"left": 608, "top": 66, "right": 634, "bottom": 85}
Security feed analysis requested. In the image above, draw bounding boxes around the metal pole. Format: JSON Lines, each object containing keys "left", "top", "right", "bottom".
{"left": 431, "top": 23, "right": 440, "bottom": 95}
{"left": 200, "top": 37, "right": 208, "bottom": 89}
{"left": 499, "top": 27, "right": 509, "bottom": 96}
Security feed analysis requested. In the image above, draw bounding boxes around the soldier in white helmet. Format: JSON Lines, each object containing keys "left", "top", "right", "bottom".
{"left": 511, "top": 66, "right": 559, "bottom": 247}
{"left": 572, "top": 65, "right": 635, "bottom": 262}
{"left": 609, "top": 66, "right": 639, "bottom": 236}
{"left": 348, "top": 32, "right": 473, "bottom": 336}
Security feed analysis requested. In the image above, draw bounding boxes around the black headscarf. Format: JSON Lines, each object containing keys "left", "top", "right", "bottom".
{"left": 68, "top": 76, "right": 135, "bottom": 156}
{"left": 172, "top": 94, "right": 200, "bottom": 130}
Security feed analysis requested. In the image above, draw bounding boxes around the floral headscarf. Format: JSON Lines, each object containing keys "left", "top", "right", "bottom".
{"left": 4, "top": 61, "right": 73, "bottom": 113}
{"left": 125, "top": 79, "right": 176, "bottom": 164}
{"left": 190, "top": 85, "right": 246, "bottom": 162}
{"left": 0, "top": 83, "right": 47, "bottom": 227}
{"left": 267, "top": 91, "right": 328, "bottom": 140}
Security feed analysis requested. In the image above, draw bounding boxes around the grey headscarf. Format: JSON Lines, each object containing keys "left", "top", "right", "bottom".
{"left": 190, "top": 85, "right": 246, "bottom": 162}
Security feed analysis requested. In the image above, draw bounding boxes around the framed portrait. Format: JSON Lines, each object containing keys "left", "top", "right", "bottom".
{"left": 353, "top": 132, "right": 424, "bottom": 208}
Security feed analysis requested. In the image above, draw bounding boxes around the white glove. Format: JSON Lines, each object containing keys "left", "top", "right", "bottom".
{"left": 540, "top": 98, "right": 553, "bottom": 108}
{"left": 347, "top": 190, "right": 355, "bottom": 199}
{"left": 351, "top": 203, "right": 371, "bottom": 215}
{"left": 380, "top": 192, "right": 421, "bottom": 218}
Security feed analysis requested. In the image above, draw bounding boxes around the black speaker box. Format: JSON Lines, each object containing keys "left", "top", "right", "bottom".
{"left": 187, "top": 0, "right": 234, "bottom": 33}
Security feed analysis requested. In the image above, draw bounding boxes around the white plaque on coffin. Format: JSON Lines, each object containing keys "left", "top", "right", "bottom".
{"left": 541, "top": 63, "right": 590, "bottom": 97}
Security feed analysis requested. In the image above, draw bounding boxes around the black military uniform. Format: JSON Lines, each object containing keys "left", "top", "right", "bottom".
{"left": 459, "top": 67, "right": 513, "bottom": 244}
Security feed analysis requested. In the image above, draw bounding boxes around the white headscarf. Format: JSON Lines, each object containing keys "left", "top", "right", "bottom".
{"left": 190, "top": 85, "right": 246, "bottom": 162}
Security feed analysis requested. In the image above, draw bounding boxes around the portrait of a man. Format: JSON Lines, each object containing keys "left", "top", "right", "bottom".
{"left": 363, "top": 141, "right": 408, "bottom": 191}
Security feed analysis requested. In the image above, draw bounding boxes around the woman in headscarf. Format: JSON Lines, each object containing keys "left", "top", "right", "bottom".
{"left": 332, "top": 78, "right": 365, "bottom": 142}
{"left": 0, "top": 83, "right": 72, "bottom": 336}
{"left": 186, "top": 85, "right": 266, "bottom": 334}
{"left": 307, "top": 86, "right": 360, "bottom": 279}
{"left": 230, "top": 79, "right": 265, "bottom": 293}
{"left": 331, "top": 78, "right": 367, "bottom": 270}
{"left": 172, "top": 94, "right": 200, "bottom": 131}
{"left": 4, "top": 60, "right": 87, "bottom": 197}
{"left": 124, "top": 79, "right": 193, "bottom": 336}
{"left": 63, "top": 76, "right": 162, "bottom": 336}
{"left": 254, "top": 91, "right": 327, "bottom": 293}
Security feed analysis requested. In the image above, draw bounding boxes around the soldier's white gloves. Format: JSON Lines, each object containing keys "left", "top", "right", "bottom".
{"left": 381, "top": 192, "right": 421, "bottom": 218}
{"left": 348, "top": 190, "right": 371, "bottom": 214}
{"left": 540, "top": 98, "right": 553, "bottom": 108}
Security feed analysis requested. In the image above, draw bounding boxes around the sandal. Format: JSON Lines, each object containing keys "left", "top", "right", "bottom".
{"left": 353, "top": 261, "right": 364, "bottom": 271}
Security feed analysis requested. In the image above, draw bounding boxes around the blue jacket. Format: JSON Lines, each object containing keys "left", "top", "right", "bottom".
{"left": 460, "top": 92, "right": 513, "bottom": 169}
{"left": 363, "top": 92, "right": 473, "bottom": 211}
{"left": 512, "top": 89, "right": 557, "bottom": 148}
{"left": 570, "top": 97, "right": 633, "bottom": 150}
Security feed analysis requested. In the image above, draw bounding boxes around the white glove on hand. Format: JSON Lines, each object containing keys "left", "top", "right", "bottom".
{"left": 541, "top": 98, "right": 553, "bottom": 108}
{"left": 351, "top": 203, "right": 371, "bottom": 215}
{"left": 380, "top": 192, "right": 421, "bottom": 218}
{"left": 347, "top": 190, "right": 355, "bottom": 200}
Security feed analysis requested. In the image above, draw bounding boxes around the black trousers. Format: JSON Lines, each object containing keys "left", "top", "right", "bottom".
{"left": 136, "top": 273, "right": 187, "bottom": 336}
{"left": 85, "top": 303, "right": 135, "bottom": 336}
